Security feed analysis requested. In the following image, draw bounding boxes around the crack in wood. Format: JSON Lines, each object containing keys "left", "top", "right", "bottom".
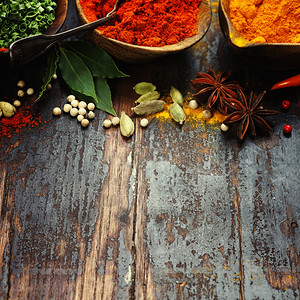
{"left": 0, "top": 167, "right": 14, "bottom": 299}
{"left": 233, "top": 186, "right": 245, "bottom": 300}
{"left": 228, "top": 145, "right": 245, "bottom": 300}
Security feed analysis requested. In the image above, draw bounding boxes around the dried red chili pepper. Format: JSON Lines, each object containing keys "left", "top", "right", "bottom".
{"left": 271, "top": 74, "right": 300, "bottom": 90}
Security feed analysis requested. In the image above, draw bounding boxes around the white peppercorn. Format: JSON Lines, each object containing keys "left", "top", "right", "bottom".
{"left": 189, "top": 100, "right": 198, "bottom": 109}
{"left": 26, "top": 88, "right": 34, "bottom": 96}
{"left": 67, "top": 95, "right": 76, "bottom": 102}
{"left": 17, "top": 90, "right": 25, "bottom": 98}
{"left": 78, "top": 108, "right": 87, "bottom": 115}
{"left": 111, "top": 116, "right": 120, "bottom": 126}
{"left": 81, "top": 119, "right": 89, "bottom": 127}
{"left": 87, "top": 102, "right": 95, "bottom": 111}
{"left": 52, "top": 74, "right": 57, "bottom": 80}
{"left": 140, "top": 118, "right": 149, "bottom": 127}
{"left": 202, "top": 109, "right": 212, "bottom": 119}
{"left": 63, "top": 103, "right": 72, "bottom": 113}
{"left": 78, "top": 101, "right": 87, "bottom": 109}
{"left": 13, "top": 100, "right": 21, "bottom": 107}
{"left": 71, "top": 99, "right": 79, "bottom": 108}
{"left": 53, "top": 107, "right": 61, "bottom": 116}
{"left": 46, "top": 83, "right": 52, "bottom": 91}
{"left": 70, "top": 108, "right": 79, "bottom": 117}
{"left": 87, "top": 111, "right": 95, "bottom": 119}
{"left": 103, "top": 119, "right": 112, "bottom": 128}
{"left": 220, "top": 123, "right": 229, "bottom": 132}
{"left": 77, "top": 114, "right": 84, "bottom": 122}
{"left": 17, "top": 80, "right": 25, "bottom": 88}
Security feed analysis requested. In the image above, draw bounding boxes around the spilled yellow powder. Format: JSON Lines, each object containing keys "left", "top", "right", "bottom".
{"left": 154, "top": 92, "right": 226, "bottom": 128}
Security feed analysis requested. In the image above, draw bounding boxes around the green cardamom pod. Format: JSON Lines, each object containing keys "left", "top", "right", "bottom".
{"left": 169, "top": 102, "right": 186, "bottom": 124}
{"left": 0, "top": 101, "right": 16, "bottom": 117}
{"left": 135, "top": 91, "right": 160, "bottom": 103}
{"left": 170, "top": 86, "right": 184, "bottom": 106}
{"left": 120, "top": 112, "right": 135, "bottom": 137}
{"left": 133, "top": 82, "right": 156, "bottom": 95}
{"left": 131, "top": 100, "right": 165, "bottom": 115}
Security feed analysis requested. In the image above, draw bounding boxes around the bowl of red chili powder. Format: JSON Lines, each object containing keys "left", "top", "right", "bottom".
{"left": 76, "top": 0, "right": 212, "bottom": 63}
{"left": 219, "top": 0, "right": 300, "bottom": 70}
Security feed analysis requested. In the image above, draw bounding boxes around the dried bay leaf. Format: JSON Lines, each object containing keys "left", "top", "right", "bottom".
{"left": 94, "top": 77, "right": 116, "bottom": 116}
{"left": 59, "top": 47, "right": 98, "bottom": 102}
{"left": 36, "top": 47, "right": 59, "bottom": 101}
{"left": 68, "top": 78, "right": 117, "bottom": 116}
{"left": 63, "top": 41, "right": 128, "bottom": 79}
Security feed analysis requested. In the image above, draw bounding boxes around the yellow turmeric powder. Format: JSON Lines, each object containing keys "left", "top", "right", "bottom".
{"left": 229, "top": 0, "right": 300, "bottom": 44}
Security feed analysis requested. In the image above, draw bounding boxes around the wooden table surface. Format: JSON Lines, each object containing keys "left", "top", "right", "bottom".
{"left": 1, "top": 1, "right": 300, "bottom": 299}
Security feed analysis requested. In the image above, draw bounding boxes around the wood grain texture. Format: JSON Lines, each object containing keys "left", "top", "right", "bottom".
{"left": 0, "top": 1, "right": 299, "bottom": 299}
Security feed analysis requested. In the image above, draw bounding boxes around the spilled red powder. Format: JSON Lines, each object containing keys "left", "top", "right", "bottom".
{"left": 0, "top": 102, "right": 42, "bottom": 139}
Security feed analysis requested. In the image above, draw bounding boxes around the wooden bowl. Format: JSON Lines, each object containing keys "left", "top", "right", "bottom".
{"left": 219, "top": 0, "right": 300, "bottom": 70}
{"left": 76, "top": 0, "right": 212, "bottom": 63}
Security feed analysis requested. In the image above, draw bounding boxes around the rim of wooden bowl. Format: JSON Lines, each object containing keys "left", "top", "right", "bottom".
{"left": 76, "top": 0, "right": 212, "bottom": 62}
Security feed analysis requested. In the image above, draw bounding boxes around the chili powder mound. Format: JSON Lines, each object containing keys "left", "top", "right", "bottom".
{"left": 79, "top": 0, "right": 202, "bottom": 47}
{"left": 0, "top": 102, "right": 42, "bottom": 139}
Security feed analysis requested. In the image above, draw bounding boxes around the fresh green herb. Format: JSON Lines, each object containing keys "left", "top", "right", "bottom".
{"left": 0, "top": 0, "right": 57, "bottom": 49}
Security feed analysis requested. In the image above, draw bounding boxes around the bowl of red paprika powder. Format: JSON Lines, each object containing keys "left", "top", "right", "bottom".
{"left": 76, "top": 0, "right": 212, "bottom": 63}
{"left": 219, "top": 0, "right": 300, "bottom": 70}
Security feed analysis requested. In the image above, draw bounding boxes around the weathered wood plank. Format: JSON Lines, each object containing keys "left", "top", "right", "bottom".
{"left": 0, "top": 0, "right": 299, "bottom": 299}
{"left": 132, "top": 118, "right": 299, "bottom": 299}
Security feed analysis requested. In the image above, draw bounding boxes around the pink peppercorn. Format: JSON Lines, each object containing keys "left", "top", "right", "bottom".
{"left": 283, "top": 124, "right": 292, "bottom": 134}
{"left": 282, "top": 100, "right": 291, "bottom": 110}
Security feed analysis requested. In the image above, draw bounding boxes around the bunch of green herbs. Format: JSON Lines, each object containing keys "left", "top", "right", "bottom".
{"left": 38, "top": 41, "right": 128, "bottom": 116}
{"left": 0, "top": 0, "right": 57, "bottom": 49}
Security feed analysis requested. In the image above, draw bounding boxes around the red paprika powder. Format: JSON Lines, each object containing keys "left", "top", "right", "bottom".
{"left": 0, "top": 101, "right": 42, "bottom": 139}
{"left": 79, "top": 0, "right": 202, "bottom": 47}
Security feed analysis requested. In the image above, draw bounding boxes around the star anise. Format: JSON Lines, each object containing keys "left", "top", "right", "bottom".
{"left": 223, "top": 89, "right": 278, "bottom": 140}
{"left": 191, "top": 68, "right": 240, "bottom": 115}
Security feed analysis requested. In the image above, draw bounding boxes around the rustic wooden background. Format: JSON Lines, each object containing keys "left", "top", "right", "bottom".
{"left": 1, "top": 1, "right": 299, "bottom": 299}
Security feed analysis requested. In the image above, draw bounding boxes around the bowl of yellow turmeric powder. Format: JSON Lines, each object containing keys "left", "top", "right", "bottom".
{"left": 219, "top": 0, "right": 300, "bottom": 70}
{"left": 76, "top": 0, "right": 212, "bottom": 63}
